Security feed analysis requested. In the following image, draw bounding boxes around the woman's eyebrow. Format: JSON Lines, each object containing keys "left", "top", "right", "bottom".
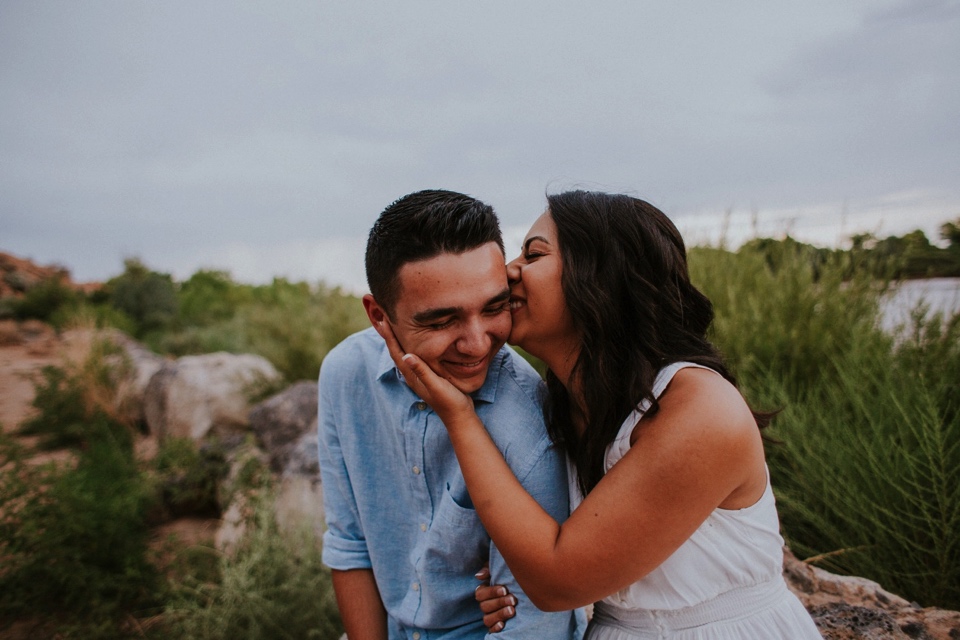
{"left": 523, "top": 235, "right": 550, "bottom": 251}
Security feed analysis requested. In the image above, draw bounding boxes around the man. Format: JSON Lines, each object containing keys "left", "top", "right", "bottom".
{"left": 318, "top": 190, "right": 581, "bottom": 640}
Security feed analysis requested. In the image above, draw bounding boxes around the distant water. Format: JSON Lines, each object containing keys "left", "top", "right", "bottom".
{"left": 879, "top": 278, "right": 960, "bottom": 332}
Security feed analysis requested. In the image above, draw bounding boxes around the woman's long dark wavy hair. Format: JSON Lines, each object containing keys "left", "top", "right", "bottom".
{"left": 543, "top": 191, "right": 771, "bottom": 497}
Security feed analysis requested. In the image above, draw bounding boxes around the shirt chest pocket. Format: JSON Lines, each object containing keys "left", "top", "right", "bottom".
{"left": 422, "top": 482, "right": 489, "bottom": 574}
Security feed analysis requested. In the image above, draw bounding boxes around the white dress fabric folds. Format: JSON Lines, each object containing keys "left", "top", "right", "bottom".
{"left": 569, "top": 362, "right": 822, "bottom": 640}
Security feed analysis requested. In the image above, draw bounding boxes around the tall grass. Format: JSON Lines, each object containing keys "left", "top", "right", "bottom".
{"left": 689, "top": 243, "right": 960, "bottom": 610}
{"left": 165, "top": 492, "right": 343, "bottom": 640}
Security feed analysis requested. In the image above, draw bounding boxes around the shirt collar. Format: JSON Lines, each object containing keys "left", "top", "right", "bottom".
{"left": 375, "top": 342, "right": 505, "bottom": 406}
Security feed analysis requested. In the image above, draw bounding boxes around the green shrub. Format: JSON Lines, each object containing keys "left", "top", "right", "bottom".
{"left": 18, "top": 336, "right": 134, "bottom": 450}
{"left": 690, "top": 244, "right": 960, "bottom": 608}
{"left": 0, "top": 433, "right": 163, "bottom": 633}
{"left": 689, "top": 245, "right": 889, "bottom": 399}
{"left": 166, "top": 493, "right": 342, "bottom": 640}
{"left": 160, "top": 278, "right": 367, "bottom": 382}
{"left": 107, "top": 259, "right": 179, "bottom": 339}
{"left": 11, "top": 275, "right": 82, "bottom": 327}
{"left": 766, "top": 333, "right": 960, "bottom": 609}
{"left": 150, "top": 438, "right": 229, "bottom": 519}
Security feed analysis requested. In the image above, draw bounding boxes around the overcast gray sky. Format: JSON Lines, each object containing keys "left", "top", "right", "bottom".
{"left": 2, "top": 0, "right": 958, "bottom": 293}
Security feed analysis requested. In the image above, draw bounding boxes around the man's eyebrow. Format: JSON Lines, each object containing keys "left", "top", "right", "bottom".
{"left": 485, "top": 288, "right": 511, "bottom": 306}
{"left": 412, "top": 306, "right": 460, "bottom": 324}
{"left": 411, "top": 288, "right": 511, "bottom": 325}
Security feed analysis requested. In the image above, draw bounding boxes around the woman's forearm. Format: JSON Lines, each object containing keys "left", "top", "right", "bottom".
{"left": 443, "top": 411, "right": 575, "bottom": 610}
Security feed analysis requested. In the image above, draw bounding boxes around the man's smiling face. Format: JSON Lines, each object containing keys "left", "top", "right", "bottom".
{"left": 378, "top": 242, "right": 512, "bottom": 394}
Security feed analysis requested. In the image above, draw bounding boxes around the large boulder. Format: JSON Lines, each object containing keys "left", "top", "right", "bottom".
{"left": 248, "top": 380, "right": 318, "bottom": 474}
{"left": 247, "top": 380, "right": 323, "bottom": 536}
{"left": 144, "top": 352, "right": 281, "bottom": 442}
{"left": 783, "top": 548, "right": 960, "bottom": 639}
{"left": 100, "top": 329, "right": 167, "bottom": 426}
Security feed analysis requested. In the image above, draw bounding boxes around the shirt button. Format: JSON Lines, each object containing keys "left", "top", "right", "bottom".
{"left": 416, "top": 401, "right": 427, "bottom": 411}
{"left": 420, "top": 523, "right": 427, "bottom": 532}
{"left": 413, "top": 633, "right": 421, "bottom": 640}
{"left": 412, "top": 582, "right": 420, "bottom": 591}
{"left": 412, "top": 465, "right": 421, "bottom": 475}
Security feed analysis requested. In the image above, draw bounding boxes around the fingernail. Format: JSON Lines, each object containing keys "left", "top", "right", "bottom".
{"left": 496, "top": 587, "right": 506, "bottom": 596}
{"left": 493, "top": 622, "right": 503, "bottom": 632}
{"left": 402, "top": 354, "right": 414, "bottom": 364}
{"left": 506, "top": 606, "right": 515, "bottom": 616}
{"left": 475, "top": 571, "right": 485, "bottom": 579}
{"left": 510, "top": 596, "right": 517, "bottom": 606}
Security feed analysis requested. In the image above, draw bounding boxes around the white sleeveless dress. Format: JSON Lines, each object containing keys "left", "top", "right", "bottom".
{"left": 569, "top": 362, "right": 822, "bottom": 639}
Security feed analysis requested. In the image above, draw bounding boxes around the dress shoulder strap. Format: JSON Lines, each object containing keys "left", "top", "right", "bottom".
{"left": 604, "top": 362, "right": 719, "bottom": 471}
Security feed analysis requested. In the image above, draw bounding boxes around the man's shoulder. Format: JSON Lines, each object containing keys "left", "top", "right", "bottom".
{"left": 481, "top": 347, "right": 550, "bottom": 454}
{"left": 321, "top": 327, "right": 381, "bottom": 368}
{"left": 319, "top": 327, "right": 383, "bottom": 387}
{"left": 494, "top": 346, "right": 545, "bottom": 410}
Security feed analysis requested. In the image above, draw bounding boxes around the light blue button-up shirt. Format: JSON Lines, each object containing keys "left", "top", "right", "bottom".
{"left": 319, "top": 328, "right": 582, "bottom": 640}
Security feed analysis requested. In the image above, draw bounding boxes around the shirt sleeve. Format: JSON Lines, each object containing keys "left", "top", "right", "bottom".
{"left": 485, "top": 436, "right": 584, "bottom": 640}
{"left": 317, "top": 365, "right": 373, "bottom": 571}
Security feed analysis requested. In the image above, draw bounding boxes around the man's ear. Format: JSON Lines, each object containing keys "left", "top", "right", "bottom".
{"left": 362, "top": 294, "right": 389, "bottom": 340}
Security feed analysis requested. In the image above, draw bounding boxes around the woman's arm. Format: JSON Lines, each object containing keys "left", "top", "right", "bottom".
{"left": 389, "top": 333, "right": 766, "bottom": 611}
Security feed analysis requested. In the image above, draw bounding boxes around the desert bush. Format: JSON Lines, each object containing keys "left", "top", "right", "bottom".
{"left": 165, "top": 492, "right": 342, "bottom": 640}
{"left": 688, "top": 245, "right": 889, "bottom": 399}
{"left": 766, "top": 328, "right": 960, "bottom": 610}
{"left": 18, "top": 334, "right": 135, "bottom": 450}
{"left": 178, "top": 270, "right": 253, "bottom": 327}
{"left": 10, "top": 275, "right": 82, "bottom": 327}
{"left": 161, "top": 277, "right": 367, "bottom": 382}
{"left": 0, "top": 433, "right": 163, "bottom": 635}
{"left": 106, "top": 259, "right": 179, "bottom": 340}
{"left": 690, "top": 244, "right": 960, "bottom": 608}
{"left": 150, "top": 438, "right": 229, "bottom": 519}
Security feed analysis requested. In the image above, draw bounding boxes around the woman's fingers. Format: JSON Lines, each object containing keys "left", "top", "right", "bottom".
{"left": 476, "top": 581, "right": 516, "bottom": 633}
{"left": 481, "top": 595, "right": 517, "bottom": 632}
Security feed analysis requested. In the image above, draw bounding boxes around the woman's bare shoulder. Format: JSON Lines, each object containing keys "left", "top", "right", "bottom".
{"left": 631, "top": 366, "right": 758, "bottom": 449}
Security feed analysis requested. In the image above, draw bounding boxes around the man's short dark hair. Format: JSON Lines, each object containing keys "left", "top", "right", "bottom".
{"left": 365, "top": 189, "right": 504, "bottom": 317}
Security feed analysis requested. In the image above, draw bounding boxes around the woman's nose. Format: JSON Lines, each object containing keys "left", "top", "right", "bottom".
{"left": 506, "top": 256, "right": 522, "bottom": 283}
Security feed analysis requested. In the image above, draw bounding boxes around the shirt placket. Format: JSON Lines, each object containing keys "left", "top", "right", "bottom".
{"left": 405, "top": 398, "right": 432, "bottom": 637}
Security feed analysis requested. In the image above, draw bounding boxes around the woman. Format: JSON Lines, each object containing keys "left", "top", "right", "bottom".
{"left": 386, "top": 191, "right": 821, "bottom": 639}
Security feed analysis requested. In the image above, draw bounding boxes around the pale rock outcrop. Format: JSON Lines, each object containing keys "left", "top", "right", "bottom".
{"left": 100, "top": 329, "right": 167, "bottom": 426}
{"left": 144, "top": 352, "right": 281, "bottom": 442}
{"left": 783, "top": 549, "right": 960, "bottom": 639}
{"left": 248, "top": 380, "right": 318, "bottom": 473}
{"left": 247, "top": 381, "right": 323, "bottom": 535}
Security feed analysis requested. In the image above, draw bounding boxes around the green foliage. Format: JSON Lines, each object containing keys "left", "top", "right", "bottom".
{"left": 166, "top": 494, "right": 343, "bottom": 640}
{"left": 150, "top": 438, "right": 229, "bottom": 519}
{"left": 178, "top": 270, "right": 253, "bottom": 327}
{"left": 689, "top": 244, "right": 888, "bottom": 398}
{"left": 765, "top": 334, "right": 960, "bottom": 609}
{"left": 0, "top": 433, "right": 163, "bottom": 632}
{"left": 107, "top": 258, "right": 179, "bottom": 339}
{"left": 162, "top": 277, "right": 367, "bottom": 382}
{"left": 10, "top": 275, "right": 82, "bottom": 327}
{"left": 691, "top": 243, "right": 960, "bottom": 609}
{"left": 941, "top": 218, "right": 960, "bottom": 250}
{"left": 18, "top": 337, "right": 134, "bottom": 450}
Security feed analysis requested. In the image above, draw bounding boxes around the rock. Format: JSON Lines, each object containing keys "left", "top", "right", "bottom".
{"left": 248, "top": 380, "right": 318, "bottom": 473}
{"left": 144, "top": 352, "right": 281, "bottom": 442}
{"left": 247, "top": 382, "right": 323, "bottom": 537}
{"left": 99, "top": 329, "right": 166, "bottom": 426}
{"left": 808, "top": 603, "right": 912, "bottom": 639}
{"left": 274, "top": 474, "right": 324, "bottom": 536}
{"left": 784, "top": 548, "right": 960, "bottom": 640}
